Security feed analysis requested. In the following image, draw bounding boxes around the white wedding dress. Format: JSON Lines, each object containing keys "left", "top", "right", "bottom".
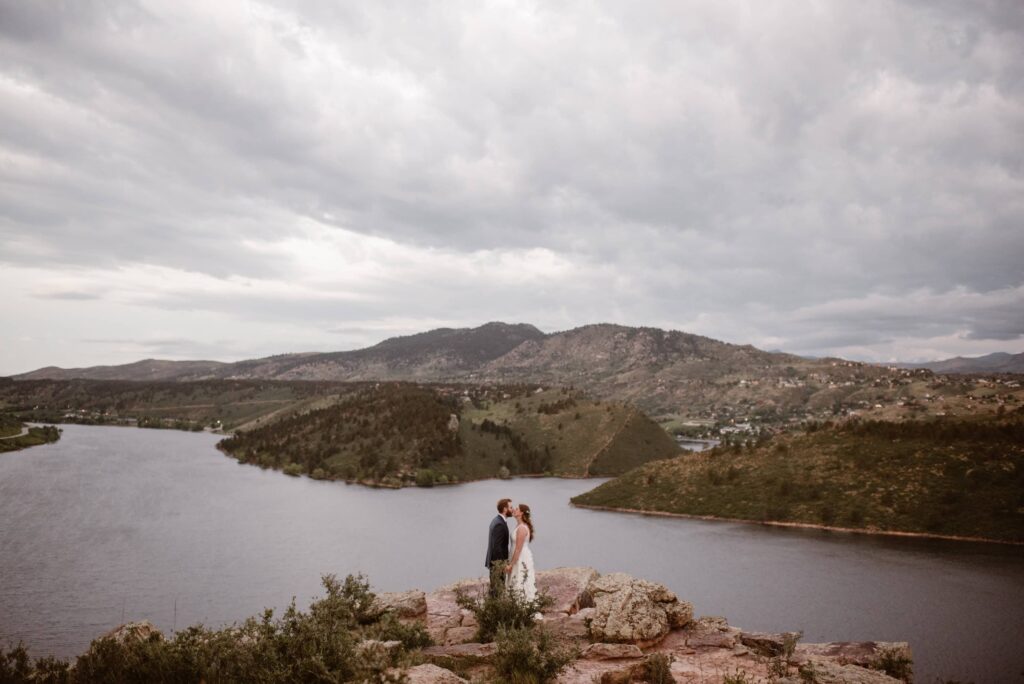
{"left": 508, "top": 524, "right": 537, "bottom": 603}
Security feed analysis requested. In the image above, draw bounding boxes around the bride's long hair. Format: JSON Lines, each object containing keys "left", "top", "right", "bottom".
{"left": 519, "top": 503, "right": 535, "bottom": 541}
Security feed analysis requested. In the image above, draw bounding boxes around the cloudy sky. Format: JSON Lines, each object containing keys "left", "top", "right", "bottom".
{"left": 1, "top": 0, "right": 1022, "bottom": 375}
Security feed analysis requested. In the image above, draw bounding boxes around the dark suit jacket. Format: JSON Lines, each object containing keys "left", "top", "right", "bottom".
{"left": 485, "top": 514, "right": 510, "bottom": 568}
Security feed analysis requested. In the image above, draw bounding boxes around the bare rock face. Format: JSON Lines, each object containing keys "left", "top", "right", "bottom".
{"left": 425, "top": 577, "right": 487, "bottom": 645}
{"left": 795, "top": 656, "right": 905, "bottom": 683}
{"left": 795, "top": 641, "right": 912, "bottom": 670}
{"left": 581, "top": 643, "right": 644, "bottom": 660}
{"left": 421, "top": 642, "right": 497, "bottom": 669}
{"left": 586, "top": 573, "right": 694, "bottom": 646}
{"left": 374, "top": 590, "right": 427, "bottom": 620}
{"left": 401, "top": 663, "right": 469, "bottom": 684}
{"left": 536, "top": 566, "right": 599, "bottom": 614}
{"left": 738, "top": 630, "right": 802, "bottom": 657}
{"left": 102, "top": 621, "right": 161, "bottom": 644}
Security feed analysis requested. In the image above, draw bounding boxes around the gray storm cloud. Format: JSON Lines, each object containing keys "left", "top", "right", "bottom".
{"left": 0, "top": 0, "right": 1022, "bottom": 373}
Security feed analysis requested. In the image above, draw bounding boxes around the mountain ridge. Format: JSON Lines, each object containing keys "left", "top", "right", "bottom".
{"left": 896, "top": 351, "right": 1024, "bottom": 374}
{"left": 11, "top": 321, "right": 989, "bottom": 422}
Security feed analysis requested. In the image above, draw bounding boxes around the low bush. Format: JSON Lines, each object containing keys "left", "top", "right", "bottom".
{"left": 492, "top": 626, "right": 576, "bottom": 684}
{"left": 872, "top": 645, "right": 913, "bottom": 682}
{"left": 1, "top": 574, "right": 429, "bottom": 683}
{"left": 454, "top": 565, "right": 553, "bottom": 642}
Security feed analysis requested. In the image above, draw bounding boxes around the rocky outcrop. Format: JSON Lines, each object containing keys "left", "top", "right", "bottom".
{"left": 738, "top": 630, "right": 802, "bottom": 657}
{"left": 373, "top": 590, "right": 427, "bottom": 620}
{"left": 401, "top": 663, "right": 469, "bottom": 684}
{"left": 585, "top": 572, "right": 693, "bottom": 646}
{"left": 581, "top": 643, "right": 644, "bottom": 660}
{"left": 101, "top": 621, "right": 161, "bottom": 644}
{"left": 396, "top": 568, "right": 909, "bottom": 684}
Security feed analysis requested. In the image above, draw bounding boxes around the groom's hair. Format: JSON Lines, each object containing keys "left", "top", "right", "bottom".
{"left": 497, "top": 498, "right": 512, "bottom": 514}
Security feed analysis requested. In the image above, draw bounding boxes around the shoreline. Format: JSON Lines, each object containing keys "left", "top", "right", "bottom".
{"left": 571, "top": 502, "right": 1024, "bottom": 546}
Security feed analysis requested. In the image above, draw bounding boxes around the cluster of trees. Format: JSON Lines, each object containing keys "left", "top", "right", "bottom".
{"left": 220, "top": 383, "right": 464, "bottom": 484}
{"left": 536, "top": 396, "right": 578, "bottom": 415}
{"left": 475, "top": 419, "right": 553, "bottom": 474}
{"left": 838, "top": 412, "right": 1024, "bottom": 442}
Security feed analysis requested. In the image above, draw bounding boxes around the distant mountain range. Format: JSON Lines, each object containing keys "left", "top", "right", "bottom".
{"left": 11, "top": 322, "right": 908, "bottom": 420}
{"left": 895, "top": 352, "right": 1024, "bottom": 375}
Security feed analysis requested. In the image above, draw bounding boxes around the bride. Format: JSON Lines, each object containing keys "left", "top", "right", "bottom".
{"left": 506, "top": 503, "right": 539, "bottom": 611}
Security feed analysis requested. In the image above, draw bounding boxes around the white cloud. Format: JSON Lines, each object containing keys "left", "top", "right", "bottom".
{"left": 0, "top": 0, "right": 1022, "bottom": 373}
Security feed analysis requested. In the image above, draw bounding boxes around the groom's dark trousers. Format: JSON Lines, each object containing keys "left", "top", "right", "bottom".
{"left": 485, "top": 514, "right": 510, "bottom": 595}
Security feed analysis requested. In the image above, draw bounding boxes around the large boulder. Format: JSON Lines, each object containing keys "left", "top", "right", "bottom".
{"left": 586, "top": 573, "right": 693, "bottom": 646}
{"left": 401, "top": 663, "right": 469, "bottom": 684}
{"left": 374, "top": 590, "right": 427, "bottom": 620}
{"left": 738, "top": 630, "right": 802, "bottom": 657}
{"left": 425, "top": 578, "right": 487, "bottom": 645}
{"left": 421, "top": 642, "right": 497, "bottom": 669}
{"left": 101, "top": 621, "right": 161, "bottom": 644}
{"left": 792, "top": 656, "right": 905, "bottom": 683}
{"left": 536, "top": 567, "right": 600, "bottom": 614}
{"left": 581, "top": 643, "right": 644, "bottom": 660}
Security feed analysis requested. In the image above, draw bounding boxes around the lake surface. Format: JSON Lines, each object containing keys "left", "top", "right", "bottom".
{"left": 1, "top": 425, "right": 1022, "bottom": 683}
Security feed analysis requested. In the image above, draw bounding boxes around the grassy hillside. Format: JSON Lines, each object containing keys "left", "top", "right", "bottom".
{"left": 572, "top": 410, "right": 1024, "bottom": 543}
{"left": 0, "top": 378, "right": 355, "bottom": 431}
{"left": 219, "top": 384, "right": 680, "bottom": 487}
{"left": 0, "top": 413, "right": 61, "bottom": 453}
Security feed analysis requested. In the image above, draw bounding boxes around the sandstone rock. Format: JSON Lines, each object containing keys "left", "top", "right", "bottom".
{"left": 421, "top": 642, "right": 497, "bottom": 668}
{"left": 665, "top": 600, "right": 693, "bottom": 629}
{"left": 586, "top": 573, "right": 694, "bottom": 646}
{"left": 537, "top": 566, "right": 600, "bottom": 614}
{"left": 401, "top": 663, "right": 469, "bottom": 684}
{"left": 444, "top": 626, "right": 478, "bottom": 645}
{"left": 545, "top": 609, "right": 593, "bottom": 641}
{"left": 582, "top": 643, "right": 644, "bottom": 660}
{"left": 796, "top": 655, "right": 904, "bottom": 683}
{"left": 425, "top": 577, "right": 487, "bottom": 645}
{"left": 374, "top": 590, "right": 427, "bottom": 619}
{"left": 102, "top": 621, "right": 161, "bottom": 644}
{"left": 796, "top": 641, "right": 912, "bottom": 672}
{"left": 694, "top": 615, "right": 729, "bottom": 632}
{"left": 738, "top": 630, "right": 802, "bottom": 657}
{"left": 686, "top": 631, "right": 735, "bottom": 649}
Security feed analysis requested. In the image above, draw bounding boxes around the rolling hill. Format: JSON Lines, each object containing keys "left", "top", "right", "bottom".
{"left": 897, "top": 351, "right": 1024, "bottom": 375}
{"left": 571, "top": 409, "right": 1024, "bottom": 543}
{"left": 218, "top": 383, "right": 681, "bottom": 486}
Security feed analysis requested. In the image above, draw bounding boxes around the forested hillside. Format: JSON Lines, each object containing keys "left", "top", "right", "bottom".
{"left": 573, "top": 410, "right": 1024, "bottom": 542}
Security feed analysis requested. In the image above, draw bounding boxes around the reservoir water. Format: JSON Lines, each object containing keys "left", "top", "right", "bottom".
{"left": 1, "top": 424, "right": 1022, "bottom": 683}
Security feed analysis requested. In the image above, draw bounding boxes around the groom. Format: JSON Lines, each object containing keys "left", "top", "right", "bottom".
{"left": 485, "top": 498, "right": 513, "bottom": 594}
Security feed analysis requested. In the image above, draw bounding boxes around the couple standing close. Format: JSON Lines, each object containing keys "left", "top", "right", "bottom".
{"left": 484, "top": 498, "right": 538, "bottom": 606}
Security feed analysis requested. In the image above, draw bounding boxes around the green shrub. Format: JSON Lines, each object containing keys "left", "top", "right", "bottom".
{"left": 415, "top": 469, "right": 436, "bottom": 487}
{"left": 643, "top": 653, "right": 674, "bottom": 684}
{"left": 871, "top": 646, "right": 912, "bottom": 682}
{"left": 454, "top": 567, "right": 553, "bottom": 642}
{"left": 282, "top": 462, "right": 303, "bottom": 477}
{"left": 721, "top": 669, "right": 757, "bottom": 684}
{"left": 798, "top": 661, "right": 819, "bottom": 683}
{"left": 3, "top": 574, "right": 426, "bottom": 683}
{"left": 492, "top": 626, "right": 576, "bottom": 684}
